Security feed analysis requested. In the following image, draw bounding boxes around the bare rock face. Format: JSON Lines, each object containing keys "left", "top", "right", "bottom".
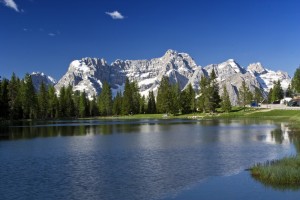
{"left": 247, "top": 63, "right": 291, "bottom": 92}
{"left": 31, "top": 72, "right": 57, "bottom": 91}
{"left": 54, "top": 50, "right": 291, "bottom": 105}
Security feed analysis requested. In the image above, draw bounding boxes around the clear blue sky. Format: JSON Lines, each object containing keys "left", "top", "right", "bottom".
{"left": 1, "top": 0, "right": 300, "bottom": 80}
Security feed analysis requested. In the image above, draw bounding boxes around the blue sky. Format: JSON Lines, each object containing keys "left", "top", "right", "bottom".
{"left": 1, "top": 0, "right": 300, "bottom": 80}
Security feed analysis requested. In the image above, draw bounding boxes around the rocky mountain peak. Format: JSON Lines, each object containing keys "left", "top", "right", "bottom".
{"left": 31, "top": 72, "right": 57, "bottom": 91}
{"left": 247, "top": 62, "right": 267, "bottom": 75}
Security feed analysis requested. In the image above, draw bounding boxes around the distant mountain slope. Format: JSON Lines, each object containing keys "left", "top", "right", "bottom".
{"left": 31, "top": 72, "right": 57, "bottom": 91}
{"left": 46, "top": 50, "right": 291, "bottom": 105}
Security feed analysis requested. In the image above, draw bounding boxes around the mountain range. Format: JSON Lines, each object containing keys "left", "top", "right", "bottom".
{"left": 31, "top": 50, "right": 291, "bottom": 105}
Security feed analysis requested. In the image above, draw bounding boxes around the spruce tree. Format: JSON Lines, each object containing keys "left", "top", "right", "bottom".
{"left": 285, "top": 84, "right": 293, "bottom": 98}
{"left": 48, "top": 85, "right": 59, "bottom": 118}
{"left": 147, "top": 91, "right": 156, "bottom": 114}
{"left": 38, "top": 82, "right": 49, "bottom": 119}
{"left": 21, "top": 74, "right": 37, "bottom": 119}
{"left": 0, "top": 78, "right": 9, "bottom": 119}
{"left": 221, "top": 85, "right": 231, "bottom": 112}
{"left": 156, "top": 76, "right": 174, "bottom": 114}
{"left": 209, "top": 70, "right": 221, "bottom": 112}
{"left": 238, "top": 80, "right": 252, "bottom": 111}
{"left": 58, "top": 86, "right": 67, "bottom": 117}
{"left": 292, "top": 67, "right": 300, "bottom": 93}
{"left": 131, "top": 81, "right": 141, "bottom": 114}
{"left": 122, "top": 78, "right": 133, "bottom": 115}
{"left": 180, "top": 89, "right": 191, "bottom": 114}
{"left": 253, "top": 87, "right": 263, "bottom": 104}
{"left": 79, "top": 91, "right": 88, "bottom": 118}
{"left": 65, "top": 85, "right": 75, "bottom": 117}
{"left": 139, "top": 95, "right": 146, "bottom": 114}
{"left": 198, "top": 76, "right": 210, "bottom": 113}
{"left": 8, "top": 73, "right": 22, "bottom": 119}
{"left": 271, "top": 80, "right": 284, "bottom": 102}
{"left": 89, "top": 95, "right": 99, "bottom": 116}
{"left": 112, "top": 91, "right": 122, "bottom": 115}
{"left": 186, "top": 83, "right": 196, "bottom": 112}
{"left": 98, "top": 82, "right": 112, "bottom": 116}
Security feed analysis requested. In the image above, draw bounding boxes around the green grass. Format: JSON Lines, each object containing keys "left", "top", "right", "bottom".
{"left": 251, "top": 156, "right": 300, "bottom": 189}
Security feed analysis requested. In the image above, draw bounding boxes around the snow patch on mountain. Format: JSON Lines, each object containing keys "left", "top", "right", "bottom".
{"left": 31, "top": 72, "right": 57, "bottom": 91}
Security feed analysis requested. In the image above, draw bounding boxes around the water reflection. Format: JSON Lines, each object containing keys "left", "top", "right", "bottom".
{"left": 0, "top": 119, "right": 299, "bottom": 199}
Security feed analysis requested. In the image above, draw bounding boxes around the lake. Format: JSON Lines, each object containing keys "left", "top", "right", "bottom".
{"left": 0, "top": 119, "right": 300, "bottom": 200}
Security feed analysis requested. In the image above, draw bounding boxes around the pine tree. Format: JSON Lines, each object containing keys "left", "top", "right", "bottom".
{"left": 180, "top": 89, "right": 191, "bottom": 114}
{"left": 238, "top": 80, "right": 252, "bottom": 111}
{"left": 131, "top": 81, "right": 141, "bottom": 114}
{"left": 79, "top": 91, "right": 88, "bottom": 118}
{"left": 285, "top": 84, "right": 293, "bottom": 97}
{"left": 147, "top": 91, "right": 156, "bottom": 114}
{"left": 48, "top": 85, "right": 59, "bottom": 118}
{"left": 292, "top": 66, "right": 300, "bottom": 93}
{"left": 112, "top": 91, "right": 122, "bottom": 115}
{"left": 139, "top": 95, "right": 146, "bottom": 114}
{"left": 38, "top": 82, "right": 49, "bottom": 119}
{"left": 58, "top": 86, "right": 67, "bottom": 117}
{"left": 122, "top": 78, "right": 133, "bottom": 115}
{"left": 65, "top": 85, "right": 75, "bottom": 117}
{"left": 221, "top": 85, "right": 231, "bottom": 112}
{"left": 271, "top": 80, "right": 284, "bottom": 102}
{"left": 186, "top": 83, "right": 196, "bottom": 112}
{"left": 73, "top": 90, "right": 81, "bottom": 117}
{"left": 209, "top": 70, "right": 221, "bottom": 112}
{"left": 97, "top": 82, "right": 112, "bottom": 116}
{"left": 267, "top": 88, "right": 273, "bottom": 103}
{"left": 8, "top": 73, "right": 22, "bottom": 119}
{"left": 0, "top": 78, "right": 9, "bottom": 119}
{"left": 253, "top": 87, "right": 263, "bottom": 104}
{"left": 156, "top": 76, "right": 174, "bottom": 114}
{"left": 21, "top": 74, "right": 38, "bottom": 119}
{"left": 89, "top": 95, "right": 99, "bottom": 116}
{"left": 198, "top": 76, "right": 210, "bottom": 113}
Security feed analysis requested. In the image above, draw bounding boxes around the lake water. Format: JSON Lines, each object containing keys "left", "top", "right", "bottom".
{"left": 0, "top": 119, "right": 300, "bottom": 200}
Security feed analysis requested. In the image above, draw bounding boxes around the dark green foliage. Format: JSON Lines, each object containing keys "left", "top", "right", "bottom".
{"left": 8, "top": 73, "right": 22, "bottom": 119}
{"left": 268, "top": 88, "right": 273, "bottom": 103}
{"left": 253, "top": 87, "right": 264, "bottom": 103}
{"left": 131, "top": 81, "right": 141, "bottom": 114}
{"left": 89, "top": 95, "right": 99, "bottom": 116}
{"left": 38, "top": 82, "right": 49, "bottom": 119}
{"left": 0, "top": 78, "right": 9, "bottom": 119}
{"left": 21, "top": 74, "right": 37, "bottom": 119}
{"left": 139, "top": 95, "right": 146, "bottom": 114}
{"left": 197, "top": 76, "right": 210, "bottom": 113}
{"left": 238, "top": 80, "right": 252, "bottom": 110}
{"left": 179, "top": 84, "right": 196, "bottom": 114}
{"left": 48, "top": 85, "right": 59, "bottom": 118}
{"left": 147, "top": 91, "right": 156, "bottom": 114}
{"left": 156, "top": 76, "right": 179, "bottom": 114}
{"left": 97, "top": 82, "right": 112, "bottom": 116}
{"left": 209, "top": 72, "right": 221, "bottom": 112}
{"left": 65, "top": 86, "right": 75, "bottom": 117}
{"left": 285, "top": 84, "right": 293, "bottom": 98}
{"left": 79, "top": 91, "right": 88, "bottom": 117}
{"left": 292, "top": 67, "right": 300, "bottom": 93}
{"left": 112, "top": 91, "right": 122, "bottom": 115}
{"left": 122, "top": 78, "right": 133, "bottom": 115}
{"left": 221, "top": 85, "right": 232, "bottom": 112}
{"left": 271, "top": 80, "right": 284, "bottom": 103}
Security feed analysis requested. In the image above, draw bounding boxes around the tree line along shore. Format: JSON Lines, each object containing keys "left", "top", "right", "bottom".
{"left": 1, "top": 67, "right": 300, "bottom": 121}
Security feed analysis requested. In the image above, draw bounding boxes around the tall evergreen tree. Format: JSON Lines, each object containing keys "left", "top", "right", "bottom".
{"left": 21, "top": 74, "right": 37, "bottom": 119}
{"left": 97, "top": 82, "right": 112, "bottom": 116}
{"left": 122, "top": 78, "right": 133, "bottom": 115}
{"left": 38, "top": 82, "right": 49, "bottom": 119}
{"left": 79, "top": 91, "right": 88, "bottom": 118}
{"left": 271, "top": 80, "right": 284, "bottom": 102}
{"left": 65, "top": 85, "right": 75, "bottom": 117}
{"left": 221, "top": 85, "right": 232, "bottom": 112}
{"left": 112, "top": 91, "right": 122, "bottom": 115}
{"left": 139, "top": 95, "right": 146, "bottom": 114}
{"left": 131, "top": 81, "right": 141, "bottom": 114}
{"left": 253, "top": 87, "right": 263, "bottom": 104}
{"left": 197, "top": 76, "right": 210, "bottom": 113}
{"left": 147, "top": 91, "right": 156, "bottom": 114}
{"left": 285, "top": 84, "right": 293, "bottom": 97}
{"left": 0, "top": 78, "right": 9, "bottom": 119}
{"left": 267, "top": 88, "right": 273, "bottom": 103}
{"left": 156, "top": 76, "right": 176, "bottom": 114}
{"left": 238, "top": 80, "right": 252, "bottom": 110}
{"left": 48, "top": 85, "right": 59, "bottom": 118}
{"left": 209, "top": 70, "right": 221, "bottom": 112}
{"left": 186, "top": 83, "right": 196, "bottom": 112}
{"left": 58, "top": 86, "right": 67, "bottom": 117}
{"left": 8, "top": 73, "right": 22, "bottom": 119}
{"left": 89, "top": 95, "right": 99, "bottom": 116}
{"left": 291, "top": 66, "right": 300, "bottom": 93}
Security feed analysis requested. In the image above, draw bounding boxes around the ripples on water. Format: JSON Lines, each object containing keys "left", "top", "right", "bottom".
{"left": 0, "top": 119, "right": 296, "bottom": 200}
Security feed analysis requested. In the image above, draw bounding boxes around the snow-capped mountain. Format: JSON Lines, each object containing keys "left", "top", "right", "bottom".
{"left": 52, "top": 50, "right": 291, "bottom": 105}
{"left": 31, "top": 72, "right": 57, "bottom": 91}
{"left": 247, "top": 62, "right": 291, "bottom": 92}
